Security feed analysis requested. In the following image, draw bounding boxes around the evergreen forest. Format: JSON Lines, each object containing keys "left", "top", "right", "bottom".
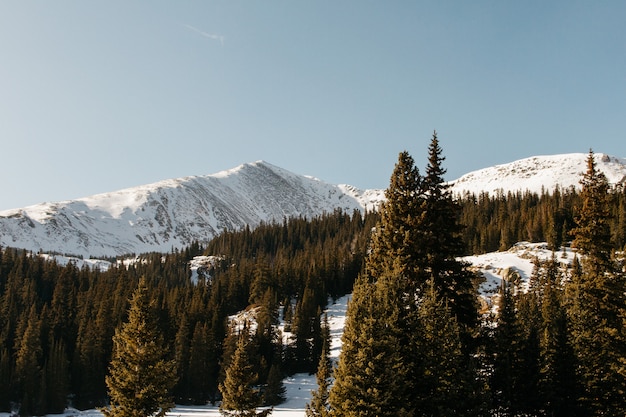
{"left": 1, "top": 140, "right": 625, "bottom": 416}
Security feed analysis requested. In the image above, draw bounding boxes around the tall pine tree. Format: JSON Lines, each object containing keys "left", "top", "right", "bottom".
{"left": 103, "top": 277, "right": 177, "bottom": 417}
{"left": 417, "top": 131, "right": 478, "bottom": 347}
{"left": 567, "top": 150, "right": 626, "bottom": 415}
{"left": 329, "top": 269, "right": 413, "bottom": 417}
{"left": 305, "top": 314, "right": 331, "bottom": 417}
{"left": 219, "top": 325, "right": 271, "bottom": 417}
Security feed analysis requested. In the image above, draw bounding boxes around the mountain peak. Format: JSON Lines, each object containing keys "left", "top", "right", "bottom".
{"left": 0, "top": 162, "right": 381, "bottom": 258}
{"left": 450, "top": 152, "right": 626, "bottom": 196}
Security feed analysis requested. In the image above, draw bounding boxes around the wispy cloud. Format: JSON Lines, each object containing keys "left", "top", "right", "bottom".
{"left": 184, "top": 24, "right": 225, "bottom": 46}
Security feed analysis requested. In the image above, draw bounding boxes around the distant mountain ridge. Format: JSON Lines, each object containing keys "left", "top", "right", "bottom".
{"left": 1, "top": 153, "right": 625, "bottom": 258}
{"left": 449, "top": 152, "right": 626, "bottom": 196}
{"left": 0, "top": 161, "right": 383, "bottom": 258}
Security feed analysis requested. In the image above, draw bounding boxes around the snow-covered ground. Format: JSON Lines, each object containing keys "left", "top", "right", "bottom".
{"left": 465, "top": 241, "right": 577, "bottom": 312}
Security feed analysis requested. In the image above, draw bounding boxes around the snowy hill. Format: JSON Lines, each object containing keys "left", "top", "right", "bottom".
{"left": 450, "top": 152, "right": 626, "bottom": 196}
{"left": 0, "top": 161, "right": 384, "bottom": 258}
{"left": 1, "top": 153, "right": 625, "bottom": 258}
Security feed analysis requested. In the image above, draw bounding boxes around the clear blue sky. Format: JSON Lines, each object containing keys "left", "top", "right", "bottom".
{"left": 1, "top": 1, "right": 625, "bottom": 210}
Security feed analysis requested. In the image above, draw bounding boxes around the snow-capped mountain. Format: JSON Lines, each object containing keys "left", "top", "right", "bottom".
{"left": 1, "top": 153, "right": 625, "bottom": 258}
{"left": 449, "top": 152, "right": 626, "bottom": 196}
{"left": 0, "top": 161, "right": 384, "bottom": 258}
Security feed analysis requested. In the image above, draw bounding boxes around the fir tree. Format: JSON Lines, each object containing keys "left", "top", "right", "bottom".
{"left": 219, "top": 326, "right": 271, "bottom": 417}
{"left": 44, "top": 338, "right": 70, "bottom": 413}
{"left": 103, "top": 277, "right": 177, "bottom": 417}
{"left": 413, "top": 281, "right": 485, "bottom": 416}
{"left": 263, "top": 362, "right": 286, "bottom": 407}
{"left": 567, "top": 151, "right": 626, "bottom": 416}
{"left": 571, "top": 150, "right": 613, "bottom": 273}
{"left": 538, "top": 259, "right": 577, "bottom": 417}
{"left": 366, "top": 151, "right": 423, "bottom": 290}
{"left": 329, "top": 270, "right": 413, "bottom": 417}
{"left": 490, "top": 280, "right": 523, "bottom": 415}
{"left": 14, "top": 306, "right": 44, "bottom": 416}
{"left": 417, "top": 131, "right": 478, "bottom": 347}
{"left": 305, "top": 314, "right": 331, "bottom": 417}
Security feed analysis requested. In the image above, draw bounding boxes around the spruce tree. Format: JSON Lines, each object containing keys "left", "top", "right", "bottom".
{"left": 14, "top": 306, "right": 44, "bottom": 416}
{"left": 329, "top": 270, "right": 413, "bottom": 417}
{"left": 305, "top": 314, "right": 331, "bottom": 417}
{"left": 413, "top": 281, "right": 486, "bottom": 417}
{"left": 263, "top": 362, "right": 286, "bottom": 407}
{"left": 366, "top": 150, "right": 423, "bottom": 290}
{"left": 44, "top": 338, "right": 70, "bottom": 413}
{"left": 103, "top": 277, "right": 177, "bottom": 417}
{"left": 538, "top": 259, "right": 576, "bottom": 417}
{"left": 219, "top": 326, "right": 271, "bottom": 417}
{"left": 490, "top": 280, "right": 523, "bottom": 415}
{"left": 417, "top": 131, "right": 478, "bottom": 347}
{"left": 568, "top": 150, "right": 626, "bottom": 415}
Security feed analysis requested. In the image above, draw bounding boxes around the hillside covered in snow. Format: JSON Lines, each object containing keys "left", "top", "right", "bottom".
{"left": 449, "top": 152, "right": 626, "bottom": 196}
{"left": 0, "top": 161, "right": 383, "bottom": 258}
{"left": 1, "top": 153, "right": 625, "bottom": 258}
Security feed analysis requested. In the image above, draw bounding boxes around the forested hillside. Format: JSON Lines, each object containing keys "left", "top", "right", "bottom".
{"left": 458, "top": 184, "right": 626, "bottom": 254}
{"left": 0, "top": 210, "right": 375, "bottom": 415}
{"left": 1, "top": 146, "right": 625, "bottom": 416}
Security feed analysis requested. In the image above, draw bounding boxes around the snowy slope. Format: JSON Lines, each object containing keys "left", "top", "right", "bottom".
{"left": 2, "top": 153, "right": 625, "bottom": 258}
{"left": 0, "top": 161, "right": 384, "bottom": 258}
{"left": 465, "top": 241, "right": 577, "bottom": 313}
{"left": 450, "top": 152, "right": 626, "bottom": 196}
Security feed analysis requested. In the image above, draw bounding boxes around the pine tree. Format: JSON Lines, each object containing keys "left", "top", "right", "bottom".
{"left": 263, "top": 362, "right": 286, "bottom": 407}
{"left": 417, "top": 131, "right": 478, "bottom": 347}
{"left": 571, "top": 150, "right": 613, "bottom": 272}
{"left": 490, "top": 280, "right": 523, "bottom": 415}
{"left": 187, "top": 321, "right": 214, "bottom": 404}
{"left": 567, "top": 149, "right": 626, "bottom": 415}
{"left": 538, "top": 260, "right": 576, "bottom": 417}
{"left": 14, "top": 306, "right": 44, "bottom": 416}
{"left": 219, "top": 327, "right": 271, "bottom": 417}
{"left": 413, "top": 282, "right": 485, "bottom": 416}
{"left": 103, "top": 277, "right": 177, "bottom": 417}
{"left": 366, "top": 151, "right": 423, "bottom": 290}
{"left": 305, "top": 314, "right": 331, "bottom": 417}
{"left": 329, "top": 270, "right": 413, "bottom": 417}
{"left": 44, "top": 338, "right": 70, "bottom": 413}
{"left": 0, "top": 348, "right": 11, "bottom": 411}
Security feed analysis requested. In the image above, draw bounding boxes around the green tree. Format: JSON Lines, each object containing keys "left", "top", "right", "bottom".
{"left": 538, "top": 260, "right": 577, "bottom": 417}
{"left": 219, "top": 326, "right": 271, "bottom": 417}
{"left": 44, "top": 338, "right": 70, "bottom": 413}
{"left": 329, "top": 271, "right": 413, "bottom": 417}
{"left": 413, "top": 282, "right": 485, "bottom": 416}
{"left": 103, "top": 277, "right": 177, "bottom": 417}
{"left": 490, "top": 280, "right": 523, "bottom": 415}
{"left": 567, "top": 151, "right": 626, "bottom": 415}
{"left": 14, "top": 306, "right": 44, "bottom": 416}
{"left": 305, "top": 314, "right": 331, "bottom": 417}
{"left": 417, "top": 132, "right": 478, "bottom": 347}
{"left": 263, "top": 362, "right": 286, "bottom": 407}
{"left": 366, "top": 151, "right": 423, "bottom": 290}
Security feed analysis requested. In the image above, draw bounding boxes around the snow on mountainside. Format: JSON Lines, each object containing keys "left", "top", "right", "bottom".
{"left": 450, "top": 152, "right": 626, "bottom": 196}
{"left": 0, "top": 161, "right": 384, "bottom": 258}
{"left": 1, "top": 153, "right": 625, "bottom": 258}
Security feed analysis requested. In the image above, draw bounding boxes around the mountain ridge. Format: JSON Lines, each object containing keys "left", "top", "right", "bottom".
{"left": 2, "top": 153, "right": 625, "bottom": 258}
{"left": 0, "top": 161, "right": 384, "bottom": 257}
